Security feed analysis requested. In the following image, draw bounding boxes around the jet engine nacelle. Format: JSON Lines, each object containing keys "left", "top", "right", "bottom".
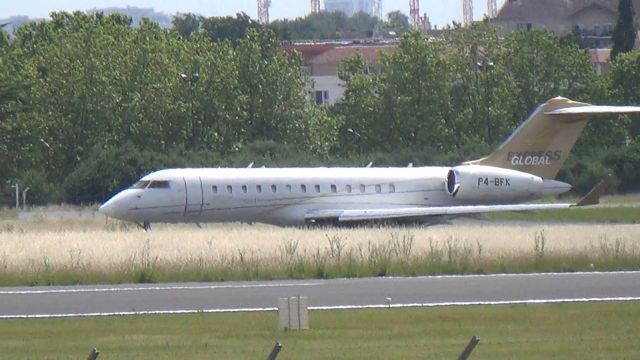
{"left": 445, "top": 165, "right": 544, "bottom": 202}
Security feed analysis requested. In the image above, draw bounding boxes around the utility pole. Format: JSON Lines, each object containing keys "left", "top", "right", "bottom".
{"left": 311, "top": 0, "right": 321, "bottom": 14}
{"left": 258, "top": 0, "right": 271, "bottom": 24}
{"left": 463, "top": 0, "right": 473, "bottom": 26}
{"left": 410, "top": 0, "right": 420, "bottom": 29}
{"left": 373, "top": 0, "right": 382, "bottom": 19}
{"left": 10, "top": 183, "right": 19, "bottom": 209}
{"left": 487, "top": 0, "right": 497, "bottom": 18}
{"left": 22, "top": 187, "right": 30, "bottom": 211}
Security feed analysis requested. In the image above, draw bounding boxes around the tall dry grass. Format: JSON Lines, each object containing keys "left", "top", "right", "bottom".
{"left": 0, "top": 217, "right": 639, "bottom": 285}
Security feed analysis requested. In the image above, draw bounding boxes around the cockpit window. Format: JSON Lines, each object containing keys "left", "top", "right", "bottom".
{"left": 130, "top": 180, "right": 150, "bottom": 189}
{"left": 148, "top": 180, "right": 171, "bottom": 189}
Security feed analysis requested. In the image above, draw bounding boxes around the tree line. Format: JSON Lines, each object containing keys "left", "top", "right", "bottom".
{"left": 0, "top": 11, "right": 639, "bottom": 205}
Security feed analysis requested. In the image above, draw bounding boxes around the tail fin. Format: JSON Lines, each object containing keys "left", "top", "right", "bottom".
{"left": 466, "top": 97, "right": 640, "bottom": 179}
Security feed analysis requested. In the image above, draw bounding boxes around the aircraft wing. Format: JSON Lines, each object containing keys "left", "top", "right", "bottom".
{"left": 306, "top": 180, "right": 607, "bottom": 223}
{"left": 546, "top": 105, "right": 640, "bottom": 116}
{"left": 306, "top": 203, "right": 573, "bottom": 223}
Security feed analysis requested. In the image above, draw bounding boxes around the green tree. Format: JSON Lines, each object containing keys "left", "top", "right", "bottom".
{"left": 0, "top": 44, "right": 30, "bottom": 184}
{"left": 497, "top": 30, "right": 596, "bottom": 125}
{"left": 346, "top": 11, "right": 380, "bottom": 34}
{"left": 611, "top": 0, "right": 637, "bottom": 61}
{"left": 382, "top": 11, "right": 410, "bottom": 35}
{"left": 607, "top": 50, "right": 640, "bottom": 104}
{"left": 443, "top": 21, "right": 510, "bottom": 145}
{"left": 181, "top": 32, "right": 244, "bottom": 152}
{"left": 270, "top": 11, "right": 376, "bottom": 40}
{"left": 377, "top": 31, "right": 452, "bottom": 151}
{"left": 296, "top": 12, "right": 341, "bottom": 39}
{"left": 201, "top": 13, "right": 259, "bottom": 44}
{"left": 334, "top": 54, "right": 380, "bottom": 155}
{"left": 335, "top": 31, "right": 453, "bottom": 154}
{"left": 172, "top": 13, "right": 202, "bottom": 39}
{"left": 236, "top": 28, "right": 339, "bottom": 155}
{"left": 604, "top": 49, "right": 640, "bottom": 140}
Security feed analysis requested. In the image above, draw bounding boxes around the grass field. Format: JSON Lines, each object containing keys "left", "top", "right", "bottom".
{"left": 0, "top": 215, "right": 639, "bottom": 285}
{"left": 488, "top": 206, "right": 640, "bottom": 223}
{"left": 1, "top": 302, "right": 639, "bottom": 359}
{"left": 1, "top": 205, "right": 639, "bottom": 359}
{"left": 0, "top": 199, "right": 639, "bottom": 285}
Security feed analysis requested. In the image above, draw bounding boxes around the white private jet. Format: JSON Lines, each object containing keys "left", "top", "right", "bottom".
{"left": 99, "top": 97, "right": 640, "bottom": 228}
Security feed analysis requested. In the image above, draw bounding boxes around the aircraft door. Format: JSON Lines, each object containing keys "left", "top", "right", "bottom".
{"left": 183, "top": 176, "right": 203, "bottom": 218}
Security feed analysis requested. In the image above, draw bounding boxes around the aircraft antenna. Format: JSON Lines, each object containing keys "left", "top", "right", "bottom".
{"left": 463, "top": 0, "right": 473, "bottom": 26}
{"left": 258, "top": 0, "right": 271, "bottom": 24}
{"left": 311, "top": 0, "right": 321, "bottom": 14}
{"left": 487, "top": 0, "right": 497, "bottom": 18}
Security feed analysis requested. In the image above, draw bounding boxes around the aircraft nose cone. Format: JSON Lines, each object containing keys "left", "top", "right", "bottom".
{"left": 99, "top": 191, "right": 133, "bottom": 220}
{"left": 98, "top": 201, "right": 115, "bottom": 217}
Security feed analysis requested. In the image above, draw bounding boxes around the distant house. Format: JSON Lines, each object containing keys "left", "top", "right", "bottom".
{"left": 281, "top": 42, "right": 395, "bottom": 104}
{"left": 493, "top": 0, "right": 640, "bottom": 48}
{"left": 590, "top": 48, "right": 612, "bottom": 75}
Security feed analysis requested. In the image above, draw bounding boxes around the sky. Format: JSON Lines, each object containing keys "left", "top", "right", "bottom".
{"left": 1, "top": 1, "right": 507, "bottom": 28}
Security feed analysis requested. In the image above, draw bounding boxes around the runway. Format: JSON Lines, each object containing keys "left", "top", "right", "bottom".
{"left": 1, "top": 272, "right": 639, "bottom": 318}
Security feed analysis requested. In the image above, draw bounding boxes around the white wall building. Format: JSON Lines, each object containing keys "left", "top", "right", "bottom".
{"left": 281, "top": 42, "right": 395, "bottom": 105}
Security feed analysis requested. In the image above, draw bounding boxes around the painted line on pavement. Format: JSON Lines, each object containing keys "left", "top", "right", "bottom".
{"left": 0, "top": 282, "right": 322, "bottom": 295}
{"left": 2, "top": 296, "right": 639, "bottom": 319}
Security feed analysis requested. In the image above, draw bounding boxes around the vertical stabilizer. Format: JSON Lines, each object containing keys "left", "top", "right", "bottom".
{"left": 466, "top": 97, "right": 640, "bottom": 179}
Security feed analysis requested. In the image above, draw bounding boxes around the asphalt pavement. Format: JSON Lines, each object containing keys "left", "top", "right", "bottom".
{"left": 1, "top": 271, "right": 639, "bottom": 318}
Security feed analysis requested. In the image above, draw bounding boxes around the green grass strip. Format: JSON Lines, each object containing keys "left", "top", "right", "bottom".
{"left": 488, "top": 206, "right": 640, "bottom": 223}
{"left": 1, "top": 302, "right": 638, "bottom": 359}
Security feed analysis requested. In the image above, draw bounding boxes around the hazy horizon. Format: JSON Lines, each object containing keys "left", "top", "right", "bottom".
{"left": 1, "top": 1, "right": 507, "bottom": 28}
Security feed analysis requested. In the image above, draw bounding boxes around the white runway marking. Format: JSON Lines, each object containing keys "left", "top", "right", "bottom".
{"left": 312, "top": 297, "right": 640, "bottom": 310}
{"left": 379, "top": 270, "right": 640, "bottom": 279}
{"left": 2, "top": 271, "right": 637, "bottom": 295}
{"left": 0, "top": 282, "right": 322, "bottom": 295}
{"left": 2, "top": 296, "right": 639, "bottom": 319}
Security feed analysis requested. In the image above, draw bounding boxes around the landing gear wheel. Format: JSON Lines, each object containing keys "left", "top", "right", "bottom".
{"left": 137, "top": 221, "right": 151, "bottom": 231}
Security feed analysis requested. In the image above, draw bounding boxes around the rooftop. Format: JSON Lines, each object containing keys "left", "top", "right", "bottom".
{"left": 496, "top": 0, "right": 640, "bottom": 21}
{"left": 281, "top": 41, "right": 396, "bottom": 65}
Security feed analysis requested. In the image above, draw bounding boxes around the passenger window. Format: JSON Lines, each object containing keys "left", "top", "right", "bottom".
{"left": 301, "top": 184, "right": 307, "bottom": 193}
{"left": 271, "top": 185, "right": 277, "bottom": 193}
{"left": 315, "top": 185, "right": 321, "bottom": 193}
{"left": 346, "top": 184, "right": 352, "bottom": 193}
{"left": 227, "top": 185, "right": 233, "bottom": 194}
{"left": 331, "top": 184, "right": 337, "bottom": 193}
{"left": 212, "top": 185, "right": 218, "bottom": 194}
{"left": 286, "top": 184, "right": 292, "bottom": 192}
{"left": 375, "top": 184, "right": 381, "bottom": 193}
{"left": 389, "top": 184, "right": 396, "bottom": 193}
{"left": 360, "top": 184, "right": 366, "bottom": 193}
{"left": 256, "top": 185, "right": 262, "bottom": 193}
{"left": 148, "top": 180, "right": 170, "bottom": 189}
{"left": 131, "top": 180, "right": 150, "bottom": 189}
{"left": 242, "top": 185, "right": 248, "bottom": 194}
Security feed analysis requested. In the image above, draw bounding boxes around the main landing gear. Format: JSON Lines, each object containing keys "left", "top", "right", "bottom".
{"left": 136, "top": 221, "right": 151, "bottom": 231}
